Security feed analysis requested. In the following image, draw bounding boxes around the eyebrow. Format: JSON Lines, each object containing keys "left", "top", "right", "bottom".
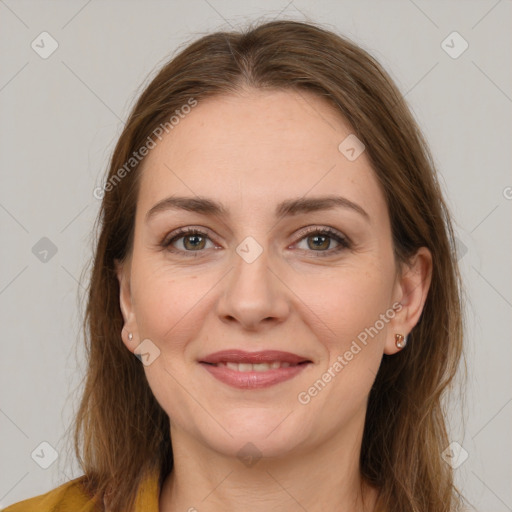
{"left": 145, "top": 195, "right": 370, "bottom": 223}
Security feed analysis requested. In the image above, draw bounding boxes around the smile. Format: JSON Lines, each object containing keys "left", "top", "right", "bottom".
{"left": 205, "top": 361, "right": 306, "bottom": 372}
{"left": 199, "top": 350, "right": 312, "bottom": 389}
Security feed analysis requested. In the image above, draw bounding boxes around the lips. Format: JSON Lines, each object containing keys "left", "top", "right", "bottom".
{"left": 199, "top": 350, "right": 312, "bottom": 389}
{"left": 212, "top": 361, "right": 297, "bottom": 372}
{"left": 200, "top": 349, "right": 311, "bottom": 365}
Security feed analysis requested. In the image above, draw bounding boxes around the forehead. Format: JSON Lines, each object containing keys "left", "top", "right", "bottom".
{"left": 136, "top": 88, "right": 386, "bottom": 223}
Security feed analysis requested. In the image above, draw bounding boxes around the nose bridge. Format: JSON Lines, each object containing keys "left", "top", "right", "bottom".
{"left": 216, "top": 233, "right": 290, "bottom": 329}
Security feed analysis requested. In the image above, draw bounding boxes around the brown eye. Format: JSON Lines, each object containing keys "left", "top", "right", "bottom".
{"left": 181, "top": 233, "right": 207, "bottom": 251}
{"left": 162, "top": 228, "right": 215, "bottom": 256}
{"left": 306, "top": 234, "right": 331, "bottom": 251}
{"left": 294, "top": 227, "right": 350, "bottom": 256}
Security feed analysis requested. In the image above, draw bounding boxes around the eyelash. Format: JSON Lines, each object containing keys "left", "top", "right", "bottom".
{"left": 160, "top": 226, "right": 351, "bottom": 258}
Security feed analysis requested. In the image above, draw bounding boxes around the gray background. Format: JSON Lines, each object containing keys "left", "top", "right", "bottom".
{"left": 0, "top": 1, "right": 510, "bottom": 510}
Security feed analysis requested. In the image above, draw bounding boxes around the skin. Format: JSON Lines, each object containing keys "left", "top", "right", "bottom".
{"left": 115, "top": 87, "right": 432, "bottom": 511}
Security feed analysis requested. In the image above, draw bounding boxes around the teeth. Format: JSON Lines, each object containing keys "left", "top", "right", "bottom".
{"left": 253, "top": 363, "right": 271, "bottom": 372}
{"left": 215, "top": 361, "right": 299, "bottom": 372}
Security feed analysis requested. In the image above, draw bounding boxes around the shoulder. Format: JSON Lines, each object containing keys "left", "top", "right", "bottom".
{"left": 1, "top": 476, "right": 99, "bottom": 512}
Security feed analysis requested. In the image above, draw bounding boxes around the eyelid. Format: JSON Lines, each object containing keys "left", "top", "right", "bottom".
{"left": 293, "top": 225, "right": 351, "bottom": 245}
{"left": 161, "top": 226, "right": 219, "bottom": 250}
{"left": 290, "top": 225, "right": 351, "bottom": 255}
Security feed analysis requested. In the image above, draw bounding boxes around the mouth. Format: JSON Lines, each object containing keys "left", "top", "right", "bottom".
{"left": 202, "top": 360, "right": 310, "bottom": 372}
{"left": 199, "top": 350, "right": 312, "bottom": 389}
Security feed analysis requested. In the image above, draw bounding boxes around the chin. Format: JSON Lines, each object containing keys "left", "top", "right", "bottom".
{"left": 205, "top": 432, "right": 305, "bottom": 464}
{"left": 197, "top": 407, "right": 312, "bottom": 460}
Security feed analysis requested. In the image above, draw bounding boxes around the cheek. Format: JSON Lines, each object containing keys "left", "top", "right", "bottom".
{"left": 293, "top": 270, "right": 392, "bottom": 426}
{"left": 130, "top": 268, "right": 213, "bottom": 427}
{"left": 131, "top": 266, "right": 208, "bottom": 354}
{"left": 296, "top": 262, "right": 393, "bottom": 352}
{"left": 326, "top": 268, "right": 394, "bottom": 387}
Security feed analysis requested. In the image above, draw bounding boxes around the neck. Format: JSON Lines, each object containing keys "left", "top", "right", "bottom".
{"left": 159, "top": 419, "right": 379, "bottom": 512}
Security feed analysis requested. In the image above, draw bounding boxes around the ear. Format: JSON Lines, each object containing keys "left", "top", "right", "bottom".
{"left": 115, "top": 257, "right": 138, "bottom": 353}
{"left": 384, "top": 246, "right": 433, "bottom": 355}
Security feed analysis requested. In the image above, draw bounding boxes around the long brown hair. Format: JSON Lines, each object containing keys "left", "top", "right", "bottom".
{"left": 68, "top": 18, "right": 468, "bottom": 512}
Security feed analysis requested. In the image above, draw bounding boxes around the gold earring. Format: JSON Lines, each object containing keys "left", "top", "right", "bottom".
{"left": 395, "top": 333, "right": 407, "bottom": 349}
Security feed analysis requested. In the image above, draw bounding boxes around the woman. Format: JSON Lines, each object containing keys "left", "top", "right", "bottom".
{"left": 3, "top": 18, "right": 467, "bottom": 512}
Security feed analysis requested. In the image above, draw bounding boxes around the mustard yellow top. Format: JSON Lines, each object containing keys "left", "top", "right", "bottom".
{"left": 1, "top": 468, "right": 161, "bottom": 512}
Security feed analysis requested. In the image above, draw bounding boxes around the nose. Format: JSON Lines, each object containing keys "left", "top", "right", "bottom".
{"left": 215, "top": 242, "right": 291, "bottom": 331}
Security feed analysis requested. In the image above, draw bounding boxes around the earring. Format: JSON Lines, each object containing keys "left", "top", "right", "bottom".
{"left": 395, "top": 333, "right": 407, "bottom": 349}
{"left": 128, "top": 332, "right": 133, "bottom": 341}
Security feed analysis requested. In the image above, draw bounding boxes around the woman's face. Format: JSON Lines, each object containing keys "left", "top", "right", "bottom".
{"left": 116, "top": 88, "right": 430, "bottom": 459}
